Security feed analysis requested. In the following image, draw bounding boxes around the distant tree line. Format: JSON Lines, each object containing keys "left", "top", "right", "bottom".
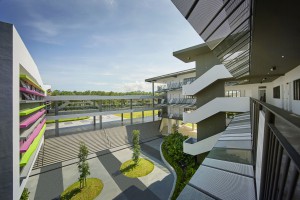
{"left": 50, "top": 90, "right": 152, "bottom": 96}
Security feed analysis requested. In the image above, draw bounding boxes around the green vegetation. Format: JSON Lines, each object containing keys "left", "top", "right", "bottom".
{"left": 182, "top": 123, "right": 197, "bottom": 129}
{"left": 120, "top": 158, "right": 154, "bottom": 178}
{"left": 46, "top": 117, "right": 90, "bottom": 124}
{"left": 20, "top": 188, "right": 30, "bottom": 200}
{"left": 78, "top": 142, "right": 90, "bottom": 188}
{"left": 162, "top": 128, "right": 203, "bottom": 200}
{"left": 114, "top": 110, "right": 158, "bottom": 119}
{"left": 51, "top": 90, "right": 152, "bottom": 96}
{"left": 132, "top": 130, "right": 141, "bottom": 165}
{"left": 60, "top": 178, "right": 103, "bottom": 200}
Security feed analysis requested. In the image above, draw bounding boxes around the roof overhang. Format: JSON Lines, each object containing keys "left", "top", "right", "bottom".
{"left": 173, "top": 43, "right": 211, "bottom": 63}
{"left": 145, "top": 68, "right": 196, "bottom": 82}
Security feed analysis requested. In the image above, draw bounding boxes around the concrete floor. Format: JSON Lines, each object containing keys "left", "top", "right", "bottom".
{"left": 26, "top": 138, "right": 173, "bottom": 200}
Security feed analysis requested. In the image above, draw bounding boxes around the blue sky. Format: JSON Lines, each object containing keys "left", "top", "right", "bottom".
{"left": 0, "top": 0, "right": 203, "bottom": 92}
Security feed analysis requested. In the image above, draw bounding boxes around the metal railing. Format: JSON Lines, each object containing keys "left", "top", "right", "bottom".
{"left": 251, "top": 98, "right": 300, "bottom": 200}
{"left": 156, "top": 77, "right": 196, "bottom": 92}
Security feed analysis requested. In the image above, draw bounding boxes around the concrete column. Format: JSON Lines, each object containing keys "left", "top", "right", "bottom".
{"left": 0, "top": 22, "right": 15, "bottom": 200}
{"left": 194, "top": 52, "right": 226, "bottom": 162}
{"left": 93, "top": 116, "right": 96, "bottom": 126}
{"left": 100, "top": 115, "right": 102, "bottom": 129}
{"left": 130, "top": 99, "right": 133, "bottom": 125}
{"left": 55, "top": 101, "right": 59, "bottom": 137}
{"left": 152, "top": 82, "right": 155, "bottom": 121}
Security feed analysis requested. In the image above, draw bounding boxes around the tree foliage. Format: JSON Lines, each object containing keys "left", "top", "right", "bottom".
{"left": 78, "top": 142, "right": 90, "bottom": 188}
{"left": 132, "top": 130, "right": 141, "bottom": 165}
{"left": 20, "top": 188, "right": 30, "bottom": 200}
{"left": 50, "top": 90, "right": 153, "bottom": 96}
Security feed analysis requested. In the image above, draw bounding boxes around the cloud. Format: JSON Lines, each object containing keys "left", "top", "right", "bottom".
{"left": 122, "top": 81, "right": 152, "bottom": 92}
{"left": 87, "top": 82, "right": 110, "bottom": 86}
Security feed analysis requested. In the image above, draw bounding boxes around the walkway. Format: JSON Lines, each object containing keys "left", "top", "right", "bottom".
{"left": 34, "top": 121, "right": 162, "bottom": 169}
{"left": 177, "top": 112, "right": 256, "bottom": 200}
{"left": 27, "top": 138, "right": 174, "bottom": 200}
{"left": 45, "top": 115, "right": 160, "bottom": 138}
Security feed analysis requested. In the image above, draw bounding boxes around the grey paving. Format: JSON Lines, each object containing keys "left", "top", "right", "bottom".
{"left": 96, "top": 152, "right": 161, "bottom": 200}
{"left": 33, "top": 121, "right": 161, "bottom": 169}
{"left": 34, "top": 163, "right": 63, "bottom": 200}
{"left": 27, "top": 139, "right": 173, "bottom": 200}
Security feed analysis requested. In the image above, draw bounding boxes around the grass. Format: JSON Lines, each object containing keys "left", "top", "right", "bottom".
{"left": 60, "top": 178, "right": 103, "bottom": 200}
{"left": 114, "top": 110, "right": 158, "bottom": 119}
{"left": 46, "top": 117, "right": 90, "bottom": 124}
{"left": 120, "top": 158, "right": 154, "bottom": 178}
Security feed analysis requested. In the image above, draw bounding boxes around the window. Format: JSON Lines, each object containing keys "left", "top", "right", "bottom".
{"left": 294, "top": 79, "right": 300, "bottom": 100}
{"left": 273, "top": 86, "right": 280, "bottom": 99}
{"left": 225, "top": 90, "right": 241, "bottom": 97}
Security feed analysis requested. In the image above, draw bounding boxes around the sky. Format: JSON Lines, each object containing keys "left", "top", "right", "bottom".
{"left": 0, "top": 0, "right": 203, "bottom": 92}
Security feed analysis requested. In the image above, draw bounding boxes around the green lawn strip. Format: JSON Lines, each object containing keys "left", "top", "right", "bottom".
{"left": 114, "top": 110, "right": 158, "bottom": 119}
{"left": 46, "top": 116, "right": 90, "bottom": 124}
{"left": 120, "top": 158, "right": 154, "bottom": 178}
{"left": 60, "top": 178, "right": 103, "bottom": 200}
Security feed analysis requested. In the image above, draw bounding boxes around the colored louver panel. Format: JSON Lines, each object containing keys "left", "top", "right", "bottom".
{"left": 20, "top": 87, "right": 45, "bottom": 97}
{"left": 19, "top": 105, "right": 46, "bottom": 116}
{"left": 20, "top": 124, "right": 46, "bottom": 167}
{"left": 20, "top": 109, "right": 46, "bottom": 128}
{"left": 20, "top": 74, "right": 45, "bottom": 92}
{"left": 20, "top": 119, "right": 46, "bottom": 153}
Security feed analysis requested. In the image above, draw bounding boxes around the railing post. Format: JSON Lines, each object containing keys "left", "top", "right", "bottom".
{"left": 259, "top": 109, "right": 275, "bottom": 200}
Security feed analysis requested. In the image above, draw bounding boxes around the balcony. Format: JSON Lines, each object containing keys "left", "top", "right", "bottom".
{"left": 160, "top": 98, "right": 196, "bottom": 108}
{"left": 156, "top": 77, "right": 196, "bottom": 93}
{"left": 178, "top": 99, "right": 300, "bottom": 199}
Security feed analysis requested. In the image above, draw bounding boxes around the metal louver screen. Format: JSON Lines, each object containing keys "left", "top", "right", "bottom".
{"left": 171, "top": 0, "right": 253, "bottom": 79}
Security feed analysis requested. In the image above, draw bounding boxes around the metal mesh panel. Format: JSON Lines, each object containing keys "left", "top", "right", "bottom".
{"left": 214, "top": 140, "right": 252, "bottom": 149}
{"left": 187, "top": 0, "right": 225, "bottom": 35}
{"left": 208, "top": 147, "right": 252, "bottom": 165}
{"left": 203, "top": 158, "right": 254, "bottom": 177}
{"left": 171, "top": 0, "right": 196, "bottom": 17}
{"left": 219, "top": 136, "right": 252, "bottom": 141}
{"left": 177, "top": 185, "right": 215, "bottom": 200}
{"left": 189, "top": 165, "right": 256, "bottom": 200}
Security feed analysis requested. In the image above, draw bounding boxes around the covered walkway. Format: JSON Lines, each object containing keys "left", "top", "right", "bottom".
{"left": 178, "top": 112, "right": 256, "bottom": 200}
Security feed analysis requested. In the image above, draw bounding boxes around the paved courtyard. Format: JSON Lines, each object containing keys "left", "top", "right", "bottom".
{"left": 27, "top": 138, "right": 174, "bottom": 200}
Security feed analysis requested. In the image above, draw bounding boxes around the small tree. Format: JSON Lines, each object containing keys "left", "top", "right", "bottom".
{"left": 78, "top": 142, "right": 90, "bottom": 188}
{"left": 132, "top": 130, "right": 141, "bottom": 165}
{"left": 20, "top": 188, "right": 30, "bottom": 200}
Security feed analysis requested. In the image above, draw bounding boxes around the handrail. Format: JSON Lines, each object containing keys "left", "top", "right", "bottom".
{"left": 250, "top": 98, "right": 300, "bottom": 199}
{"left": 20, "top": 87, "right": 45, "bottom": 97}
{"left": 20, "top": 119, "right": 46, "bottom": 152}
{"left": 20, "top": 74, "right": 45, "bottom": 92}
{"left": 20, "top": 109, "right": 46, "bottom": 128}
{"left": 251, "top": 98, "right": 300, "bottom": 129}
{"left": 19, "top": 105, "right": 46, "bottom": 116}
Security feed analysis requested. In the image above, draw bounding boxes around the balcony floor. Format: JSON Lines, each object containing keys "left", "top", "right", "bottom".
{"left": 178, "top": 112, "right": 256, "bottom": 200}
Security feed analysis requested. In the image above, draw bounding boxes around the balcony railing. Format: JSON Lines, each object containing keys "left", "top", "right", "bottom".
{"left": 160, "top": 98, "right": 196, "bottom": 108}
{"left": 156, "top": 77, "right": 196, "bottom": 92}
{"left": 251, "top": 98, "right": 300, "bottom": 199}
